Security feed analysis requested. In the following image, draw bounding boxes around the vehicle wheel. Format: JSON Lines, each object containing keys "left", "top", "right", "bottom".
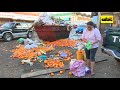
{"left": 115, "top": 58, "right": 120, "bottom": 62}
{"left": 3, "top": 33, "right": 13, "bottom": 42}
{"left": 27, "top": 31, "right": 33, "bottom": 38}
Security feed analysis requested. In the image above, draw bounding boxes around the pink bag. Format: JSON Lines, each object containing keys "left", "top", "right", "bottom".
{"left": 70, "top": 60, "right": 86, "bottom": 77}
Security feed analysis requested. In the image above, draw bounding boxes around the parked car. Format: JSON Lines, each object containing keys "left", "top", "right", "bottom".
{"left": 76, "top": 25, "right": 86, "bottom": 33}
{"left": 101, "top": 27, "right": 120, "bottom": 61}
{"left": 0, "top": 22, "right": 33, "bottom": 42}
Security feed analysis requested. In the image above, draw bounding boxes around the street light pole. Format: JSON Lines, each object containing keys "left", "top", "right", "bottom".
{"left": 97, "top": 12, "right": 101, "bottom": 29}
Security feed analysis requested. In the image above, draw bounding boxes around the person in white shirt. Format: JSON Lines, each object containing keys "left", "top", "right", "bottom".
{"left": 82, "top": 21, "right": 101, "bottom": 76}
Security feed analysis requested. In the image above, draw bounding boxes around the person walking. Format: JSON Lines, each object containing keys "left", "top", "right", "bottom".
{"left": 82, "top": 21, "right": 101, "bottom": 76}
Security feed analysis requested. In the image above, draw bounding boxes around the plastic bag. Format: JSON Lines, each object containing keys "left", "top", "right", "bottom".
{"left": 85, "top": 41, "right": 92, "bottom": 50}
{"left": 41, "top": 15, "right": 56, "bottom": 25}
{"left": 69, "top": 29, "right": 76, "bottom": 39}
{"left": 34, "top": 40, "right": 43, "bottom": 45}
{"left": 25, "top": 44, "right": 33, "bottom": 49}
{"left": 60, "top": 52, "right": 68, "bottom": 58}
{"left": 74, "top": 42, "right": 85, "bottom": 50}
{"left": 70, "top": 60, "right": 86, "bottom": 77}
{"left": 26, "top": 38, "right": 34, "bottom": 44}
{"left": 38, "top": 55, "right": 47, "bottom": 61}
{"left": 85, "top": 67, "right": 91, "bottom": 74}
{"left": 70, "top": 59, "right": 77, "bottom": 68}
{"left": 21, "top": 59, "right": 33, "bottom": 66}
{"left": 17, "top": 38, "right": 25, "bottom": 43}
{"left": 24, "top": 39, "right": 29, "bottom": 45}
{"left": 25, "top": 43, "right": 38, "bottom": 49}
{"left": 31, "top": 44, "right": 38, "bottom": 48}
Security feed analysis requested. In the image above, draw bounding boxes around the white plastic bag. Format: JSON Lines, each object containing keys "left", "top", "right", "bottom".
{"left": 41, "top": 14, "right": 56, "bottom": 25}
{"left": 25, "top": 44, "right": 32, "bottom": 49}
{"left": 74, "top": 42, "right": 85, "bottom": 50}
{"left": 69, "top": 29, "right": 77, "bottom": 39}
{"left": 21, "top": 59, "right": 33, "bottom": 66}
{"left": 25, "top": 43, "right": 38, "bottom": 49}
{"left": 26, "top": 38, "right": 34, "bottom": 44}
{"left": 31, "top": 44, "right": 38, "bottom": 48}
{"left": 70, "top": 59, "right": 77, "bottom": 68}
{"left": 24, "top": 39, "right": 29, "bottom": 45}
{"left": 33, "top": 40, "right": 43, "bottom": 45}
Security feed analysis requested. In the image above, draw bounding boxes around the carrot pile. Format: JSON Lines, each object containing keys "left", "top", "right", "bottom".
{"left": 11, "top": 45, "right": 55, "bottom": 60}
{"left": 45, "top": 39, "right": 80, "bottom": 47}
{"left": 44, "top": 59, "right": 64, "bottom": 68}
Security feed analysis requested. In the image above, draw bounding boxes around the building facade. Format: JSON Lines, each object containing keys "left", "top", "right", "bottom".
{"left": 50, "top": 12, "right": 92, "bottom": 25}
{"left": 0, "top": 12, "right": 40, "bottom": 24}
{"left": 91, "top": 12, "right": 120, "bottom": 34}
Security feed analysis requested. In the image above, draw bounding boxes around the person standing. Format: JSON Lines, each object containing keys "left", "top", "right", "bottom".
{"left": 82, "top": 21, "right": 101, "bottom": 76}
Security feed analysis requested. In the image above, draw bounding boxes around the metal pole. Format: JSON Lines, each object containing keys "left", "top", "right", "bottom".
{"left": 97, "top": 12, "right": 101, "bottom": 29}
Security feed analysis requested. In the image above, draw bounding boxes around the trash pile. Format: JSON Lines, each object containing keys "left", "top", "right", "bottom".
{"left": 69, "top": 28, "right": 82, "bottom": 40}
{"left": 11, "top": 37, "right": 92, "bottom": 78}
{"left": 69, "top": 34, "right": 82, "bottom": 40}
{"left": 39, "top": 14, "right": 56, "bottom": 25}
{"left": 21, "top": 59, "right": 35, "bottom": 66}
{"left": 57, "top": 50, "right": 73, "bottom": 62}
{"left": 45, "top": 39, "right": 80, "bottom": 47}
{"left": 11, "top": 38, "right": 55, "bottom": 66}
{"left": 74, "top": 42, "right": 85, "bottom": 50}
{"left": 11, "top": 45, "right": 55, "bottom": 60}
{"left": 43, "top": 50, "right": 73, "bottom": 69}
{"left": 34, "top": 12, "right": 72, "bottom": 26}
{"left": 34, "top": 12, "right": 57, "bottom": 26}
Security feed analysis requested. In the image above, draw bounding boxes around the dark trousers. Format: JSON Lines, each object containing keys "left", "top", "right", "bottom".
{"left": 85, "top": 48, "right": 98, "bottom": 62}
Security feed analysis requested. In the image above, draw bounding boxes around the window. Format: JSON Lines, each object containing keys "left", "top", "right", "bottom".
{"left": 108, "top": 29, "right": 113, "bottom": 31}
{"left": 21, "top": 23, "right": 28, "bottom": 29}
{"left": 15, "top": 23, "right": 22, "bottom": 29}
{"left": 27, "top": 23, "right": 32, "bottom": 28}
{"left": 1, "top": 22, "right": 14, "bottom": 29}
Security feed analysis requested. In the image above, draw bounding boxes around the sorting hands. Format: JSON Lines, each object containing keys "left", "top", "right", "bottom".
{"left": 82, "top": 39, "right": 94, "bottom": 46}
{"left": 82, "top": 39, "right": 88, "bottom": 44}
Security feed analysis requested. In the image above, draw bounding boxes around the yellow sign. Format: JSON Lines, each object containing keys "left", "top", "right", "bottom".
{"left": 100, "top": 16, "right": 113, "bottom": 23}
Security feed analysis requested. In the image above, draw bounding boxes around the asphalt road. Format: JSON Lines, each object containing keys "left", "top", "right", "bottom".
{"left": 0, "top": 39, "right": 120, "bottom": 78}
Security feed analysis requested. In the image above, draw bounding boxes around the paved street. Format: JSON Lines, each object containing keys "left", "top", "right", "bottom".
{"left": 0, "top": 39, "right": 120, "bottom": 78}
